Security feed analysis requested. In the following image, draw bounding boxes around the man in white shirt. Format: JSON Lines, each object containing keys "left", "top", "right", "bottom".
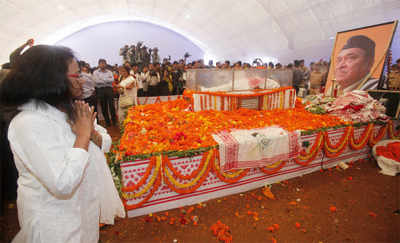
{"left": 80, "top": 64, "right": 97, "bottom": 113}
{"left": 93, "top": 59, "right": 116, "bottom": 127}
{"left": 138, "top": 66, "right": 150, "bottom": 96}
{"left": 129, "top": 63, "right": 140, "bottom": 83}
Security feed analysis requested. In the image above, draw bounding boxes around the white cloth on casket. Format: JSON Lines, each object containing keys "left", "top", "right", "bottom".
{"left": 213, "top": 126, "right": 300, "bottom": 171}
{"left": 266, "top": 78, "right": 280, "bottom": 89}
{"left": 8, "top": 100, "right": 125, "bottom": 243}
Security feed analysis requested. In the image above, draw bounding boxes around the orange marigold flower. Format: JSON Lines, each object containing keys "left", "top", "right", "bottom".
{"left": 117, "top": 99, "right": 345, "bottom": 157}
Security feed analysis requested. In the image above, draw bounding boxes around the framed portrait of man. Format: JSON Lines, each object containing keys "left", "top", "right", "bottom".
{"left": 325, "top": 21, "right": 398, "bottom": 95}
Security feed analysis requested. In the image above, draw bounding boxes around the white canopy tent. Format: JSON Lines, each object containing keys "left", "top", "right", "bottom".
{"left": 1, "top": 0, "right": 400, "bottom": 65}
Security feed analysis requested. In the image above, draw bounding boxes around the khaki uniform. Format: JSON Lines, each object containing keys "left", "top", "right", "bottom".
{"left": 309, "top": 71, "right": 324, "bottom": 94}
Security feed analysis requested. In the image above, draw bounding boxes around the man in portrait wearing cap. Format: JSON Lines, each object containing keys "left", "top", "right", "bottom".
{"left": 335, "top": 35, "right": 377, "bottom": 92}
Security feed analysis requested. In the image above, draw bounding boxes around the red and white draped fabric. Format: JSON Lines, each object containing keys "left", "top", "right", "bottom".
{"left": 213, "top": 126, "right": 300, "bottom": 171}
{"left": 327, "top": 91, "right": 388, "bottom": 123}
{"left": 192, "top": 88, "right": 296, "bottom": 112}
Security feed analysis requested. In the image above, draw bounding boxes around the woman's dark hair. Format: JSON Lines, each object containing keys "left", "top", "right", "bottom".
{"left": 0, "top": 45, "right": 76, "bottom": 121}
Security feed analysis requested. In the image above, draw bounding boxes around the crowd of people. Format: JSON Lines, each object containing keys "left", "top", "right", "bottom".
{"left": 77, "top": 58, "right": 188, "bottom": 125}
{"left": 76, "top": 56, "right": 331, "bottom": 125}
{"left": 3, "top": 38, "right": 400, "bottom": 128}
{"left": 2, "top": 40, "right": 332, "bottom": 130}
{"left": 3, "top": 41, "right": 392, "bottom": 127}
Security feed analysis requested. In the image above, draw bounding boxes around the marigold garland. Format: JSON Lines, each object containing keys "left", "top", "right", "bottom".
{"left": 123, "top": 169, "right": 162, "bottom": 210}
{"left": 122, "top": 156, "right": 155, "bottom": 192}
{"left": 323, "top": 127, "right": 352, "bottom": 158}
{"left": 212, "top": 152, "right": 249, "bottom": 183}
{"left": 164, "top": 150, "right": 213, "bottom": 194}
{"left": 163, "top": 152, "right": 207, "bottom": 180}
{"left": 324, "top": 141, "right": 349, "bottom": 158}
{"left": 388, "top": 120, "right": 400, "bottom": 139}
{"left": 369, "top": 124, "right": 388, "bottom": 146}
{"left": 294, "top": 132, "right": 324, "bottom": 166}
{"left": 119, "top": 122, "right": 397, "bottom": 211}
{"left": 259, "top": 160, "right": 287, "bottom": 174}
{"left": 324, "top": 126, "right": 351, "bottom": 152}
{"left": 214, "top": 152, "right": 246, "bottom": 178}
{"left": 349, "top": 123, "right": 373, "bottom": 150}
{"left": 122, "top": 155, "right": 161, "bottom": 199}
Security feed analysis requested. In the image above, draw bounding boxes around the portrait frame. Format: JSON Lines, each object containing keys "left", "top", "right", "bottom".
{"left": 325, "top": 21, "right": 398, "bottom": 95}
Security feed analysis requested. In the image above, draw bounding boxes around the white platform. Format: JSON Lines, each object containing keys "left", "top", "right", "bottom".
{"left": 121, "top": 125, "right": 379, "bottom": 218}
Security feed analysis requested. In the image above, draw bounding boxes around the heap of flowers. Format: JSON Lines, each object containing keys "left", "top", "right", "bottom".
{"left": 302, "top": 94, "right": 336, "bottom": 114}
{"left": 375, "top": 141, "right": 400, "bottom": 162}
{"left": 303, "top": 91, "right": 388, "bottom": 123}
{"left": 118, "top": 99, "right": 346, "bottom": 156}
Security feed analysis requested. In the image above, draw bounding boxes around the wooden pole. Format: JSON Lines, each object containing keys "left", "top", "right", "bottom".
{"left": 325, "top": 33, "right": 339, "bottom": 95}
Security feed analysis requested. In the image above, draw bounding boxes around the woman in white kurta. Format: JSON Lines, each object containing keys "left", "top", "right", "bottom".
{"left": 0, "top": 45, "right": 125, "bottom": 243}
{"left": 116, "top": 66, "right": 137, "bottom": 122}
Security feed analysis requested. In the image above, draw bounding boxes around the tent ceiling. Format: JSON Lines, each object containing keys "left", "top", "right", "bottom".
{"left": 1, "top": 0, "right": 400, "bottom": 64}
